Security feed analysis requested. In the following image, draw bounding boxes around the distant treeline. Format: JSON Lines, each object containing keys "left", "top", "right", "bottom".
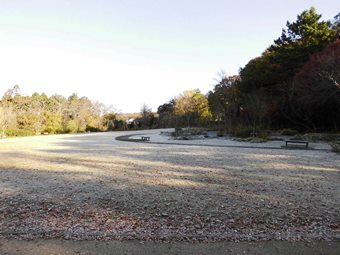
{"left": 0, "top": 86, "right": 159, "bottom": 137}
{"left": 0, "top": 86, "right": 108, "bottom": 137}
{"left": 157, "top": 8, "right": 340, "bottom": 135}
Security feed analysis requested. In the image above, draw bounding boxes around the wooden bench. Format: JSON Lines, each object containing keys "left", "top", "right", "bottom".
{"left": 141, "top": 136, "right": 150, "bottom": 141}
{"left": 285, "top": 139, "right": 309, "bottom": 148}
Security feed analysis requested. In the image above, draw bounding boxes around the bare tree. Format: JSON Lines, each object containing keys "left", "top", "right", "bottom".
{"left": 140, "top": 103, "right": 154, "bottom": 128}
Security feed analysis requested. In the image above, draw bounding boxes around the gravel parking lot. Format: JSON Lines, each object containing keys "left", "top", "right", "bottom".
{"left": 0, "top": 130, "right": 339, "bottom": 242}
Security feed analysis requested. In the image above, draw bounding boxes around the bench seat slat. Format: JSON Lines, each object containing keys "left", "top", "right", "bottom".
{"left": 141, "top": 136, "right": 150, "bottom": 141}
{"left": 285, "top": 140, "right": 309, "bottom": 148}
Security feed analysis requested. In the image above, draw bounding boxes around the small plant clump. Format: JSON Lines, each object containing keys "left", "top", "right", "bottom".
{"left": 172, "top": 127, "right": 208, "bottom": 140}
{"left": 301, "top": 133, "right": 340, "bottom": 142}
{"left": 330, "top": 141, "right": 340, "bottom": 153}
{"left": 280, "top": 128, "right": 299, "bottom": 136}
{"left": 229, "top": 125, "right": 252, "bottom": 138}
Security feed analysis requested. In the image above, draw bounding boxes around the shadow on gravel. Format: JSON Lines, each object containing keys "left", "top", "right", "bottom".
{"left": 0, "top": 132, "right": 339, "bottom": 242}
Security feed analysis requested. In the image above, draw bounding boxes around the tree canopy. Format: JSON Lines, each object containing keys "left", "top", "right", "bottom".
{"left": 0, "top": 86, "right": 109, "bottom": 136}
{"left": 235, "top": 7, "right": 340, "bottom": 130}
{"left": 174, "top": 90, "right": 211, "bottom": 127}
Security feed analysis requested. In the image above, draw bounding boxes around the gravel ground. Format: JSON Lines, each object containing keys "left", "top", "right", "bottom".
{"left": 130, "top": 131, "right": 332, "bottom": 150}
{"left": 1, "top": 238, "right": 340, "bottom": 255}
{"left": 0, "top": 129, "right": 339, "bottom": 242}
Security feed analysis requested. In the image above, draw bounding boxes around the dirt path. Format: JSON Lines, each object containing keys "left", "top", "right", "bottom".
{"left": 1, "top": 238, "right": 339, "bottom": 255}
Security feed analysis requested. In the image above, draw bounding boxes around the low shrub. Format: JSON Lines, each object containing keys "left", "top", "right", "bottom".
{"left": 293, "top": 134, "right": 304, "bottom": 140}
{"left": 176, "top": 127, "right": 207, "bottom": 136}
{"left": 86, "top": 125, "right": 101, "bottom": 132}
{"left": 280, "top": 128, "right": 298, "bottom": 136}
{"left": 5, "top": 129, "right": 35, "bottom": 137}
{"left": 302, "top": 133, "right": 340, "bottom": 142}
{"left": 232, "top": 137, "right": 267, "bottom": 143}
{"left": 229, "top": 125, "right": 252, "bottom": 138}
{"left": 331, "top": 141, "right": 340, "bottom": 153}
{"left": 258, "top": 130, "right": 270, "bottom": 140}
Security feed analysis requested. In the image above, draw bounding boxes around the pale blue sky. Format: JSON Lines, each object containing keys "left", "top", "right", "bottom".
{"left": 0, "top": 0, "right": 338, "bottom": 112}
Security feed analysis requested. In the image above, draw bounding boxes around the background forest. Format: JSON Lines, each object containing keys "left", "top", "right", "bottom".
{"left": 158, "top": 8, "right": 340, "bottom": 136}
{"left": 1, "top": 8, "right": 339, "bottom": 137}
